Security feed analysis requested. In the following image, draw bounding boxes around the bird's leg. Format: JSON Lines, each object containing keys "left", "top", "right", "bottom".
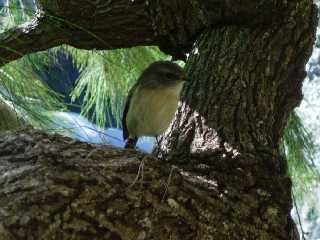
{"left": 129, "top": 156, "right": 146, "bottom": 188}
{"left": 124, "top": 137, "right": 138, "bottom": 149}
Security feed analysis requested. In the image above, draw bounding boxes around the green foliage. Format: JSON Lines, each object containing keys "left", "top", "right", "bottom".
{"left": 0, "top": 55, "right": 66, "bottom": 127}
{"left": 0, "top": 0, "right": 35, "bottom": 31}
{"left": 281, "top": 112, "right": 319, "bottom": 199}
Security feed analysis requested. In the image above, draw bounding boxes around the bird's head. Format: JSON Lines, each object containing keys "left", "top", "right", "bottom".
{"left": 139, "top": 61, "right": 189, "bottom": 88}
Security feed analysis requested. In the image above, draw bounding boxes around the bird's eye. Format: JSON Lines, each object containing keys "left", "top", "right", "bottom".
{"left": 165, "top": 73, "right": 177, "bottom": 80}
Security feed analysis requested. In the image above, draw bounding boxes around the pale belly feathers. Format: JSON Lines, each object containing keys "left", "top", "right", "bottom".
{"left": 126, "top": 82, "right": 184, "bottom": 138}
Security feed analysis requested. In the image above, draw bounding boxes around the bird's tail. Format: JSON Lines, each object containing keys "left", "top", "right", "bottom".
{"left": 124, "top": 137, "right": 138, "bottom": 149}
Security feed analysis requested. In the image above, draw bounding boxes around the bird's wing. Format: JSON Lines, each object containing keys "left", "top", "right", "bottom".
{"left": 122, "top": 84, "right": 137, "bottom": 140}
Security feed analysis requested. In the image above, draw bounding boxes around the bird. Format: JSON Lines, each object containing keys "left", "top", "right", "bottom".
{"left": 122, "top": 61, "right": 188, "bottom": 149}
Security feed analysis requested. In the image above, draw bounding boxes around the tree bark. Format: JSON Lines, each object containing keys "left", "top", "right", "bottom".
{"left": 0, "top": 0, "right": 287, "bottom": 65}
{"left": 155, "top": 0, "right": 317, "bottom": 239}
{"left": 0, "top": 128, "right": 285, "bottom": 240}
{"left": 0, "top": 0, "right": 317, "bottom": 239}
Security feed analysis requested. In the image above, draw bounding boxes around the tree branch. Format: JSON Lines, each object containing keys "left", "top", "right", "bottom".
{"left": 0, "top": 0, "right": 288, "bottom": 65}
{"left": 0, "top": 128, "right": 253, "bottom": 239}
{"left": 0, "top": 8, "right": 66, "bottom": 66}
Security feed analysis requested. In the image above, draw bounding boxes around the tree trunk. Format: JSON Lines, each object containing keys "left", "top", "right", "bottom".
{"left": 155, "top": 1, "right": 317, "bottom": 239}
{"left": 0, "top": 0, "right": 317, "bottom": 240}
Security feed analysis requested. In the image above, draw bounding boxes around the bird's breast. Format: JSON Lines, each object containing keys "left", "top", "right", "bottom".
{"left": 126, "top": 82, "right": 184, "bottom": 137}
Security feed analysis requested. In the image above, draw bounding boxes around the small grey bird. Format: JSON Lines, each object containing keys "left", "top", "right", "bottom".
{"left": 122, "top": 61, "right": 188, "bottom": 149}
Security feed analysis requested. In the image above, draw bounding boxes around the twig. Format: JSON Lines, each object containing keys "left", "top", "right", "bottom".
{"left": 162, "top": 165, "right": 177, "bottom": 201}
{"left": 129, "top": 157, "right": 146, "bottom": 188}
{"left": 292, "top": 192, "right": 306, "bottom": 240}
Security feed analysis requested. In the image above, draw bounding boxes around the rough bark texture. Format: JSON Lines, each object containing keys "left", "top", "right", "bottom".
{"left": 0, "top": 0, "right": 287, "bottom": 65}
{"left": 155, "top": 0, "right": 317, "bottom": 239}
{"left": 0, "top": 128, "right": 274, "bottom": 240}
{"left": 0, "top": 0, "right": 317, "bottom": 239}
